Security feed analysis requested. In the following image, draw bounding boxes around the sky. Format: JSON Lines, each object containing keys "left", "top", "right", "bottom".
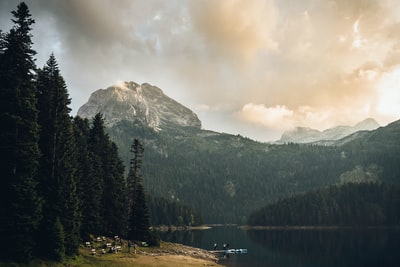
{"left": 1, "top": 0, "right": 400, "bottom": 142}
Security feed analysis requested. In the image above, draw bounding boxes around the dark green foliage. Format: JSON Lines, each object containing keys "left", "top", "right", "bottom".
{"left": 72, "top": 116, "right": 97, "bottom": 239}
{"left": 107, "top": 118, "right": 400, "bottom": 223}
{"left": 148, "top": 196, "right": 203, "bottom": 226}
{"left": 36, "top": 54, "right": 80, "bottom": 257}
{"left": 0, "top": 2, "right": 42, "bottom": 262}
{"left": 108, "top": 121, "right": 348, "bottom": 223}
{"left": 48, "top": 217, "right": 65, "bottom": 261}
{"left": 0, "top": 3, "right": 144, "bottom": 263}
{"left": 101, "top": 142, "right": 127, "bottom": 237}
{"left": 86, "top": 114, "right": 107, "bottom": 234}
{"left": 247, "top": 182, "right": 400, "bottom": 226}
{"left": 127, "top": 139, "right": 152, "bottom": 243}
{"left": 85, "top": 113, "right": 127, "bottom": 236}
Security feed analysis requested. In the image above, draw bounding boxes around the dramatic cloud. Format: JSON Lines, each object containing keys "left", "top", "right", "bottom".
{"left": 1, "top": 0, "right": 400, "bottom": 141}
{"left": 188, "top": 0, "right": 278, "bottom": 63}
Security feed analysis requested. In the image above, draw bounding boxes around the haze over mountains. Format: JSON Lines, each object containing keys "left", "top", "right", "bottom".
{"left": 276, "top": 118, "right": 380, "bottom": 144}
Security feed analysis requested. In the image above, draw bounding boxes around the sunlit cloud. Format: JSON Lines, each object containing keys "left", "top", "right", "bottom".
{"left": 236, "top": 103, "right": 294, "bottom": 130}
{"left": 376, "top": 66, "right": 400, "bottom": 119}
{"left": 189, "top": 0, "right": 278, "bottom": 64}
{"left": 235, "top": 102, "right": 383, "bottom": 133}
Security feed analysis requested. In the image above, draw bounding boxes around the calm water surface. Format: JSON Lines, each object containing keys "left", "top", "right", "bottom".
{"left": 157, "top": 226, "right": 400, "bottom": 267}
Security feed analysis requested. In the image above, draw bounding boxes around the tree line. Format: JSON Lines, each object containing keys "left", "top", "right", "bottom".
{"left": 247, "top": 182, "right": 400, "bottom": 226}
{"left": 0, "top": 3, "right": 158, "bottom": 263}
{"left": 148, "top": 196, "right": 203, "bottom": 227}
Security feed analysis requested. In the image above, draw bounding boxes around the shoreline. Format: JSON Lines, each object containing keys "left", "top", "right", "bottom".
{"left": 76, "top": 240, "right": 225, "bottom": 267}
{"left": 152, "top": 225, "right": 212, "bottom": 232}
{"left": 240, "top": 225, "right": 400, "bottom": 230}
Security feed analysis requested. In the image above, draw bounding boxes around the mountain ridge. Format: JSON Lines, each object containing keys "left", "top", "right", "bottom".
{"left": 276, "top": 118, "right": 380, "bottom": 144}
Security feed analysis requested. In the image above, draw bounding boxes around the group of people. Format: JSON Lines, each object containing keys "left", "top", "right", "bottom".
{"left": 127, "top": 240, "right": 138, "bottom": 253}
{"left": 213, "top": 242, "right": 231, "bottom": 259}
{"left": 213, "top": 242, "right": 230, "bottom": 250}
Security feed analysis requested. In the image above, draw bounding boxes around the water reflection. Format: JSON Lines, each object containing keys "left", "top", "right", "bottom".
{"left": 247, "top": 227, "right": 400, "bottom": 267}
{"left": 157, "top": 228, "right": 205, "bottom": 248}
{"left": 156, "top": 226, "right": 400, "bottom": 267}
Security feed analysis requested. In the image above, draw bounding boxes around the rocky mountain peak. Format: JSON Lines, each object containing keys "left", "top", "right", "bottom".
{"left": 77, "top": 81, "right": 202, "bottom": 130}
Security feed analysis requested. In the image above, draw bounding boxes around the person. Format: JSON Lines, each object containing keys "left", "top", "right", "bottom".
{"left": 134, "top": 242, "right": 137, "bottom": 254}
{"left": 213, "top": 243, "right": 217, "bottom": 250}
{"left": 128, "top": 241, "right": 131, "bottom": 252}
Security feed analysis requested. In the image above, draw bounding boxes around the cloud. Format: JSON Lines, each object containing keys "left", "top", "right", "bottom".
{"left": 188, "top": 0, "right": 278, "bottom": 64}
{"left": 236, "top": 103, "right": 337, "bottom": 131}
{"left": 236, "top": 104, "right": 294, "bottom": 130}
{"left": 235, "top": 101, "right": 389, "bottom": 133}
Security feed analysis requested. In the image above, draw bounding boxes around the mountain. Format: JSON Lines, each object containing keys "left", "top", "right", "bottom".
{"left": 77, "top": 81, "right": 400, "bottom": 224}
{"left": 276, "top": 118, "right": 380, "bottom": 144}
{"left": 77, "top": 81, "right": 201, "bottom": 130}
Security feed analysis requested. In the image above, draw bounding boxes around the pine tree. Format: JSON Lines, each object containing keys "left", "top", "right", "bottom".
{"left": 0, "top": 2, "right": 42, "bottom": 262}
{"left": 86, "top": 114, "right": 107, "bottom": 234}
{"left": 101, "top": 142, "right": 127, "bottom": 237}
{"left": 127, "top": 139, "right": 152, "bottom": 243}
{"left": 86, "top": 113, "right": 127, "bottom": 236}
{"left": 73, "top": 116, "right": 95, "bottom": 239}
{"left": 36, "top": 54, "right": 80, "bottom": 257}
{"left": 48, "top": 217, "right": 65, "bottom": 261}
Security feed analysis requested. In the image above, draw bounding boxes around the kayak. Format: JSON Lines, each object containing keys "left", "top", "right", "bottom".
{"left": 224, "top": 248, "right": 248, "bottom": 254}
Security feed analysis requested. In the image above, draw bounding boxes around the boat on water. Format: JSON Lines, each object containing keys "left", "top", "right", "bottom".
{"left": 211, "top": 248, "right": 248, "bottom": 254}
{"left": 225, "top": 248, "right": 247, "bottom": 254}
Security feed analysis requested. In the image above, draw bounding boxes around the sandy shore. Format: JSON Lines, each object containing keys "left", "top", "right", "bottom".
{"left": 74, "top": 241, "right": 225, "bottom": 267}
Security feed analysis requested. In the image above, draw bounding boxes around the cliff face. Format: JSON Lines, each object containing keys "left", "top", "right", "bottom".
{"left": 77, "top": 81, "right": 201, "bottom": 130}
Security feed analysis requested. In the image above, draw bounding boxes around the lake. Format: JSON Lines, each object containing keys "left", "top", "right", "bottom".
{"left": 157, "top": 225, "right": 400, "bottom": 267}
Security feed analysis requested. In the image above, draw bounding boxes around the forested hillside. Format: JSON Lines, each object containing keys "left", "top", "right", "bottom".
{"left": 247, "top": 182, "right": 400, "bottom": 226}
{"left": 106, "top": 119, "right": 400, "bottom": 223}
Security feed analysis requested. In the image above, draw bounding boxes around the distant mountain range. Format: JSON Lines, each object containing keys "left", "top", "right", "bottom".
{"left": 77, "top": 81, "right": 400, "bottom": 223}
{"left": 276, "top": 118, "right": 380, "bottom": 144}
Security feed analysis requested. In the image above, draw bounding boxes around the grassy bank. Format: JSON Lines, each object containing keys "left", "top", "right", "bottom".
{"left": 0, "top": 241, "right": 224, "bottom": 267}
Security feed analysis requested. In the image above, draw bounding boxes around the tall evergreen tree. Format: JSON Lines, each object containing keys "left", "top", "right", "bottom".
{"left": 86, "top": 113, "right": 127, "bottom": 236}
{"left": 73, "top": 116, "right": 95, "bottom": 239}
{"left": 101, "top": 142, "right": 127, "bottom": 237}
{"left": 48, "top": 217, "right": 65, "bottom": 261}
{"left": 0, "top": 2, "right": 42, "bottom": 262}
{"left": 127, "top": 139, "right": 152, "bottom": 242}
{"left": 36, "top": 54, "right": 80, "bottom": 257}
{"left": 86, "top": 114, "right": 107, "bottom": 234}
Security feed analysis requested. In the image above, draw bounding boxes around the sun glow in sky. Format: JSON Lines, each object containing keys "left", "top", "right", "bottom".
{"left": 377, "top": 68, "right": 400, "bottom": 117}
{"left": 1, "top": 0, "right": 400, "bottom": 141}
